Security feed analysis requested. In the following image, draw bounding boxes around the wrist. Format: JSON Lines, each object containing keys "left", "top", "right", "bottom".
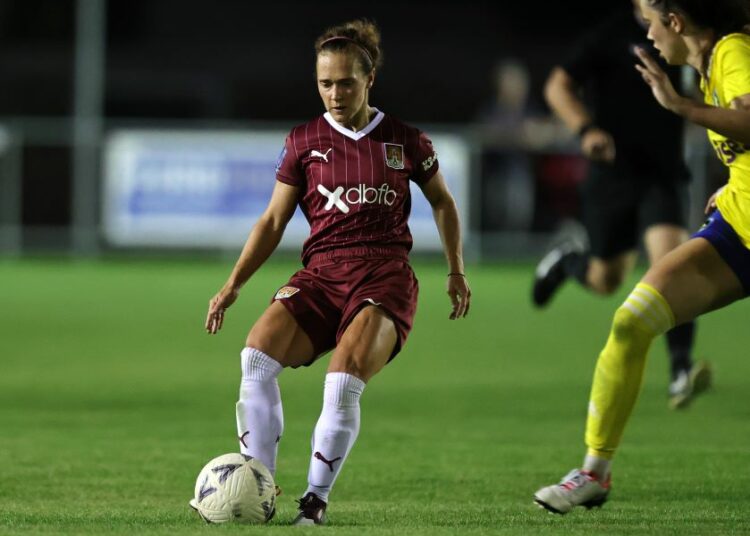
{"left": 669, "top": 96, "right": 692, "bottom": 117}
{"left": 224, "top": 279, "right": 243, "bottom": 293}
{"left": 576, "top": 122, "right": 596, "bottom": 138}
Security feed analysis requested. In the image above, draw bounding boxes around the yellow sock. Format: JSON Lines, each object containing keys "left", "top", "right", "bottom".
{"left": 585, "top": 283, "right": 675, "bottom": 459}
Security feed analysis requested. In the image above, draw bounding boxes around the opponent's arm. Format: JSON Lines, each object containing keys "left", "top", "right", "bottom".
{"left": 545, "top": 67, "right": 616, "bottom": 161}
{"left": 635, "top": 47, "right": 750, "bottom": 144}
{"left": 205, "top": 181, "right": 299, "bottom": 334}
{"left": 545, "top": 66, "right": 591, "bottom": 134}
{"left": 419, "top": 171, "right": 471, "bottom": 319}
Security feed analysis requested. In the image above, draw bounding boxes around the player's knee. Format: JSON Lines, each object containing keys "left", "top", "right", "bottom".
{"left": 610, "top": 305, "right": 642, "bottom": 340}
{"left": 330, "top": 352, "right": 368, "bottom": 381}
{"left": 245, "top": 332, "right": 273, "bottom": 356}
{"left": 240, "top": 347, "right": 282, "bottom": 381}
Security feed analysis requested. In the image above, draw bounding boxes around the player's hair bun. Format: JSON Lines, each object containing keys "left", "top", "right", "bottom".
{"left": 315, "top": 19, "right": 383, "bottom": 73}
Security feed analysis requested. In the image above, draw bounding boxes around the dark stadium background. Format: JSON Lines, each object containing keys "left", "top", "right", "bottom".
{"left": 2, "top": 0, "right": 614, "bottom": 237}
{"left": 3, "top": 0, "right": 613, "bottom": 119}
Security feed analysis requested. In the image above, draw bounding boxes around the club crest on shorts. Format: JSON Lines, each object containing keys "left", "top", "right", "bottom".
{"left": 274, "top": 286, "right": 300, "bottom": 300}
{"left": 384, "top": 143, "right": 405, "bottom": 170}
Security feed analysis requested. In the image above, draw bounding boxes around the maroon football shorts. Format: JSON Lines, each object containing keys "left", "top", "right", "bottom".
{"left": 271, "top": 254, "right": 419, "bottom": 365}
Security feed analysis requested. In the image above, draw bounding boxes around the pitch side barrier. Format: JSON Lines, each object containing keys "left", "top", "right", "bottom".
{"left": 102, "top": 128, "right": 471, "bottom": 252}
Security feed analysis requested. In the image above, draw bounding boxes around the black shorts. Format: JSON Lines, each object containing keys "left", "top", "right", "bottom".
{"left": 581, "top": 163, "right": 689, "bottom": 259}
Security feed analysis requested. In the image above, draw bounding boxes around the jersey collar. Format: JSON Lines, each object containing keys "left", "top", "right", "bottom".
{"left": 323, "top": 107, "right": 384, "bottom": 140}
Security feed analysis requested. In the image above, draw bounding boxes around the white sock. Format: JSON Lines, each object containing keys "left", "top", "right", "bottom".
{"left": 305, "top": 372, "right": 366, "bottom": 502}
{"left": 582, "top": 454, "right": 611, "bottom": 481}
{"left": 236, "top": 347, "right": 284, "bottom": 475}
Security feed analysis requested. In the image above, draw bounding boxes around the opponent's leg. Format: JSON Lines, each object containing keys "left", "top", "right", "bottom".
{"left": 586, "top": 254, "right": 637, "bottom": 295}
{"left": 644, "top": 224, "right": 709, "bottom": 409}
{"left": 535, "top": 238, "right": 743, "bottom": 514}
{"left": 533, "top": 242, "right": 636, "bottom": 305}
{"left": 532, "top": 234, "right": 590, "bottom": 306}
{"left": 294, "top": 306, "right": 396, "bottom": 525}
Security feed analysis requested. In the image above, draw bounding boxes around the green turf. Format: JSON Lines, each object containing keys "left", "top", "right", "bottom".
{"left": 1, "top": 257, "right": 749, "bottom": 535}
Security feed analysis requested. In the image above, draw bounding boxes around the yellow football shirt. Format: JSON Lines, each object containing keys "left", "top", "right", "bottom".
{"left": 702, "top": 33, "right": 750, "bottom": 246}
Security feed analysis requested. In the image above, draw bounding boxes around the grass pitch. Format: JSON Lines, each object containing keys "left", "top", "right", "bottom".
{"left": 1, "top": 257, "right": 749, "bottom": 535}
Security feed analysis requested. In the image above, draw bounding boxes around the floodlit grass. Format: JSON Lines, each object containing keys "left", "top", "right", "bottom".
{"left": 1, "top": 257, "right": 749, "bottom": 535}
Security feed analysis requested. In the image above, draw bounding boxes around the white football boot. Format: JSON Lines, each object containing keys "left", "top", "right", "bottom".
{"left": 669, "top": 360, "right": 712, "bottom": 410}
{"left": 534, "top": 469, "right": 610, "bottom": 514}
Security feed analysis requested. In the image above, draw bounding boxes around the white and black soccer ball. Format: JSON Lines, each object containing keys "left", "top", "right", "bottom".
{"left": 189, "top": 453, "right": 276, "bottom": 524}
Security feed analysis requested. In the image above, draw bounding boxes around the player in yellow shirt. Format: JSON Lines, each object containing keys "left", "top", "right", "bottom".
{"left": 534, "top": 0, "right": 750, "bottom": 514}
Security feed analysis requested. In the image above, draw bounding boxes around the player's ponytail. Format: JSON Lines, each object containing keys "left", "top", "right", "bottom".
{"left": 315, "top": 19, "right": 383, "bottom": 74}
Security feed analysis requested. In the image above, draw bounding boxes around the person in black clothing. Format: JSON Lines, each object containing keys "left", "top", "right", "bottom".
{"left": 531, "top": 0, "right": 711, "bottom": 409}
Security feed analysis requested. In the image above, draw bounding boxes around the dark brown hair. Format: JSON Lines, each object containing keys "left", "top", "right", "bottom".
{"left": 647, "top": 0, "right": 750, "bottom": 36}
{"left": 315, "top": 19, "right": 383, "bottom": 74}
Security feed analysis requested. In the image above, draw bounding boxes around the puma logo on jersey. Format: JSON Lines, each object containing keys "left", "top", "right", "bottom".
{"left": 310, "top": 148, "right": 332, "bottom": 162}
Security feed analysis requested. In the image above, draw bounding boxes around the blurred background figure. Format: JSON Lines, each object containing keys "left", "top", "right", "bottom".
{"left": 476, "top": 59, "right": 565, "bottom": 237}
{"left": 530, "top": 0, "right": 710, "bottom": 409}
{"left": 476, "top": 59, "right": 537, "bottom": 233}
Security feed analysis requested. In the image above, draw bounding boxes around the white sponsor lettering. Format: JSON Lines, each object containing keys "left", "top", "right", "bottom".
{"left": 345, "top": 184, "right": 398, "bottom": 206}
{"left": 317, "top": 183, "right": 398, "bottom": 213}
{"left": 421, "top": 152, "right": 438, "bottom": 171}
{"left": 317, "top": 184, "right": 350, "bottom": 213}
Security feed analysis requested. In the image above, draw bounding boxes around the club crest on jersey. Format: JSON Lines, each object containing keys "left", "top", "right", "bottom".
{"left": 384, "top": 143, "right": 405, "bottom": 170}
{"left": 274, "top": 286, "right": 300, "bottom": 300}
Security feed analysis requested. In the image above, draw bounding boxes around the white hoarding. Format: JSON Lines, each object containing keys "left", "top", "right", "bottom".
{"left": 103, "top": 129, "right": 469, "bottom": 252}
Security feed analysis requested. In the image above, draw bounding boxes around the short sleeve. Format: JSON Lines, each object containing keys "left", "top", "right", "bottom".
{"left": 275, "top": 134, "right": 304, "bottom": 187}
{"left": 411, "top": 130, "right": 439, "bottom": 185}
{"left": 716, "top": 35, "right": 750, "bottom": 105}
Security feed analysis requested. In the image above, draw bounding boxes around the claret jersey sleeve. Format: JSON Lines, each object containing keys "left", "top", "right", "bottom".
{"left": 409, "top": 130, "right": 439, "bottom": 186}
{"left": 275, "top": 134, "right": 305, "bottom": 187}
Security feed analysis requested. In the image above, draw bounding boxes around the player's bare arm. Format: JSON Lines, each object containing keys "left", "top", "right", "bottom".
{"left": 419, "top": 170, "right": 471, "bottom": 319}
{"left": 205, "top": 181, "right": 299, "bottom": 334}
{"left": 636, "top": 47, "right": 750, "bottom": 144}
{"left": 544, "top": 67, "right": 592, "bottom": 134}
{"left": 545, "top": 67, "right": 615, "bottom": 162}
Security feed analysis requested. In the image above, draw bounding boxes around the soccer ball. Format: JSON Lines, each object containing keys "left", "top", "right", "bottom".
{"left": 189, "top": 453, "right": 276, "bottom": 524}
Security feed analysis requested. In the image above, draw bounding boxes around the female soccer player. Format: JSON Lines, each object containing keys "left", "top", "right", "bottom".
{"left": 204, "top": 19, "right": 471, "bottom": 525}
{"left": 534, "top": 0, "right": 750, "bottom": 514}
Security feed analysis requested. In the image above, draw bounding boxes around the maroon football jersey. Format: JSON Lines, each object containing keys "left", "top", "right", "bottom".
{"left": 275, "top": 109, "right": 439, "bottom": 265}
